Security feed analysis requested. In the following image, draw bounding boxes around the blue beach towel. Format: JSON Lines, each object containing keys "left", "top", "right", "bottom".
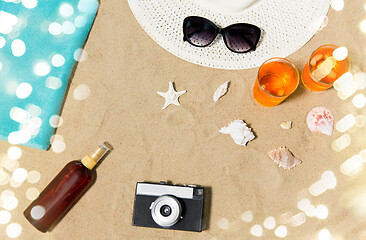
{"left": 0, "top": 0, "right": 98, "bottom": 150}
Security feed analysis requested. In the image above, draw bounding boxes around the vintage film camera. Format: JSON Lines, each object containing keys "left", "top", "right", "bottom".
{"left": 132, "top": 182, "right": 204, "bottom": 232}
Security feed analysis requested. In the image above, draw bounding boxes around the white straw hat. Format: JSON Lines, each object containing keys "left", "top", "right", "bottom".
{"left": 127, "top": 0, "right": 331, "bottom": 70}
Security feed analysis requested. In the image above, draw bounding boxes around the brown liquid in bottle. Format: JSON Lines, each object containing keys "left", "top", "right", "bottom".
{"left": 23, "top": 143, "right": 111, "bottom": 232}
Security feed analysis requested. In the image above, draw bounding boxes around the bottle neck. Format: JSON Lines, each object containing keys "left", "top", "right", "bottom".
{"left": 80, "top": 143, "right": 112, "bottom": 170}
{"left": 81, "top": 155, "right": 97, "bottom": 170}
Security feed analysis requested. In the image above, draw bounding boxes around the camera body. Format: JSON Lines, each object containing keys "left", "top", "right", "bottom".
{"left": 132, "top": 182, "right": 204, "bottom": 232}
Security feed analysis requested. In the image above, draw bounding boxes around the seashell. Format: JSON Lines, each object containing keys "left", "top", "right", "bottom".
{"left": 268, "top": 146, "right": 302, "bottom": 170}
{"left": 213, "top": 81, "right": 229, "bottom": 102}
{"left": 280, "top": 121, "right": 293, "bottom": 130}
{"left": 219, "top": 120, "right": 255, "bottom": 146}
{"left": 307, "top": 107, "right": 334, "bottom": 136}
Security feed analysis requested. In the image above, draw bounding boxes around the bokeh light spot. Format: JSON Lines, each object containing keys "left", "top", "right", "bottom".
{"left": 10, "top": 178, "right": 22, "bottom": 188}
{"left": 250, "top": 224, "right": 263, "bottom": 237}
{"left": 336, "top": 114, "right": 356, "bottom": 133}
{"left": 309, "top": 180, "right": 327, "bottom": 197}
{"left": 78, "top": 0, "right": 98, "bottom": 13}
{"left": 73, "top": 84, "right": 91, "bottom": 100}
{"left": 217, "top": 218, "right": 229, "bottom": 230}
{"left": 332, "top": 134, "right": 351, "bottom": 152}
{"left": 16, "top": 82, "right": 32, "bottom": 99}
{"left": 333, "top": 72, "right": 353, "bottom": 91}
{"left": 315, "top": 205, "right": 329, "bottom": 219}
{"left": 331, "top": 0, "right": 344, "bottom": 11}
{"left": 74, "top": 15, "right": 87, "bottom": 27}
{"left": 12, "top": 168, "right": 28, "bottom": 183}
{"left": 46, "top": 76, "right": 62, "bottom": 90}
{"left": 0, "top": 210, "right": 11, "bottom": 225}
{"left": 34, "top": 62, "right": 51, "bottom": 76}
{"left": 20, "top": 116, "right": 42, "bottom": 136}
{"left": 27, "top": 170, "right": 41, "bottom": 184}
{"left": 7, "top": 147, "right": 22, "bottom": 160}
{"left": 48, "top": 22, "right": 62, "bottom": 35}
{"left": 341, "top": 155, "right": 363, "bottom": 176}
{"left": 263, "top": 216, "right": 276, "bottom": 230}
{"left": 0, "top": 11, "right": 18, "bottom": 35}
{"left": 360, "top": 20, "right": 366, "bottom": 33}
{"left": 30, "top": 205, "right": 46, "bottom": 220}
{"left": 0, "top": 169, "right": 10, "bottom": 185}
{"left": 11, "top": 39, "right": 26, "bottom": 57}
{"left": 274, "top": 226, "right": 288, "bottom": 238}
{"left": 1, "top": 157, "right": 19, "bottom": 172}
{"left": 0, "top": 36, "right": 5, "bottom": 48}
{"left": 290, "top": 213, "right": 306, "bottom": 227}
{"left": 354, "top": 72, "right": 366, "bottom": 90}
{"left": 332, "top": 46, "right": 348, "bottom": 61}
{"left": 8, "top": 130, "right": 31, "bottom": 144}
{"left": 62, "top": 21, "right": 75, "bottom": 35}
{"left": 22, "top": 0, "right": 38, "bottom": 9}
{"left": 321, "top": 171, "right": 337, "bottom": 189}
{"left": 50, "top": 134, "right": 64, "bottom": 143}
{"left": 49, "top": 115, "right": 63, "bottom": 128}
{"left": 74, "top": 48, "right": 88, "bottom": 62}
{"left": 6, "top": 223, "right": 22, "bottom": 239}
{"left": 59, "top": 4, "right": 74, "bottom": 17}
{"left": 318, "top": 229, "right": 331, "bottom": 240}
{"left": 241, "top": 210, "right": 253, "bottom": 223}
{"left": 51, "top": 140, "right": 66, "bottom": 153}
{"left": 51, "top": 54, "right": 65, "bottom": 67}
{"left": 3, "top": 196, "right": 18, "bottom": 210}
{"left": 26, "top": 104, "right": 42, "bottom": 117}
{"left": 1, "top": 190, "right": 15, "bottom": 199}
{"left": 26, "top": 188, "right": 40, "bottom": 201}
{"left": 10, "top": 107, "right": 30, "bottom": 124}
{"left": 303, "top": 204, "right": 316, "bottom": 217}
{"left": 352, "top": 94, "right": 366, "bottom": 109}
{"left": 297, "top": 199, "right": 311, "bottom": 211}
{"left": 355, "top": 115, "right": 366, "bottom": 128}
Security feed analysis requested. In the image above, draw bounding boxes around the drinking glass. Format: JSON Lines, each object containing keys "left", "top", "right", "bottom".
{"left": 253, "top": 58, "right": 299, "bottom": 107}
{"left": 301, "top": 44, "right": 351, "bottom": 92}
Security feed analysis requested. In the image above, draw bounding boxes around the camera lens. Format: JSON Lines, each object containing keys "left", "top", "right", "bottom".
{"left": 160, "top": 205, "right": 172, "bottom": 217}
{"left": 150, "top": 195, "right": 182, "bottom": 227}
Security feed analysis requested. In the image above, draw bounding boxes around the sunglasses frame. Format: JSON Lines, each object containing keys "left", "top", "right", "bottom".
{"left": 183, "top": 16, "right": 261, "bottom": 54}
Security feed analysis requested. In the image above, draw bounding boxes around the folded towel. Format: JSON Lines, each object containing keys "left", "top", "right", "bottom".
{"left": 0, "top": 0, "right": 98, "bottom": 150}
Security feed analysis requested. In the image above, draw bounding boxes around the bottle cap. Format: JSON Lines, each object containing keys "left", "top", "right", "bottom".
{"left": 81, "top": 142, "right": 113, "bottom": 170}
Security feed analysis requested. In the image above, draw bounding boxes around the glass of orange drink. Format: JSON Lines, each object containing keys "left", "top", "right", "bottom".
{"left": 253, "top": 58, "right": 299, "bottom": 107}
{"left": 301, "top": 44, "right": 351, "bottom": 92}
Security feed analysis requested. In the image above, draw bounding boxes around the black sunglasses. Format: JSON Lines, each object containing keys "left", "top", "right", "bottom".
{"left": 183, "top": 16, "right": 261, "bottom": 54}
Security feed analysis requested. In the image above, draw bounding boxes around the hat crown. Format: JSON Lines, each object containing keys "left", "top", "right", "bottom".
{"left": 196, "top": 0, "right": 257, "bottom": 13}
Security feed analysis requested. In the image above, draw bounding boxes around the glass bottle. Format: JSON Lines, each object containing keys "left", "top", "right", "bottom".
{"left": 23, "top": 143, "right": 112, "bottom": 232}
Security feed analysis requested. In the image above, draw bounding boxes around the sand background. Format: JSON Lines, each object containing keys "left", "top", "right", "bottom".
{"left": 1, "top": 0, "right": 366, "bottom": 239}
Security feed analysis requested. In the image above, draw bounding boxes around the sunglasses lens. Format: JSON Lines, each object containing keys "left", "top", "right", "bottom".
{"left": 184, "top": 18, "right": 217, "bottom": 47}
{"left": 224, "top": 25, "right": 259, "bottom": 53}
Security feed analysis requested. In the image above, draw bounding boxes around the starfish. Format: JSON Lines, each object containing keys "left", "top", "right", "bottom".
{"left": 157, "top": 82, "right": 187, "bottom": 109}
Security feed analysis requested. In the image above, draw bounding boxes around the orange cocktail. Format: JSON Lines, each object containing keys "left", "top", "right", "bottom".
{"left": 253, "top": 58, "right": 299, "bottom": 107}
{"left": 301, "top": 44, "right": 350, "bottom": 92}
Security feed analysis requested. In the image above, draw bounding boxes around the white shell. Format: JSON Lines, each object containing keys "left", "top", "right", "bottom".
{"left": 280, "top": 121, "right": 293, "bottom": 130}
{"left": 219, "top": 120, "right": 255, "bottom": 146}
{"left": 213, "top": 81, "right": 229, "bottom": 102}
{"left": 268, "top": 147, "right": 302, "bottom": 170}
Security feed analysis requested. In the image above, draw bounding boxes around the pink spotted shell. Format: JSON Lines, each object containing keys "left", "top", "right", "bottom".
{"left": 306, "top": 107, "right": 334, "bottom": 136}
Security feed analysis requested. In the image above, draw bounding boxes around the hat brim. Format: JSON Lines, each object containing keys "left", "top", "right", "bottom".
{"left": 128, "top": 0, "right": 331, "bottom": 70}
